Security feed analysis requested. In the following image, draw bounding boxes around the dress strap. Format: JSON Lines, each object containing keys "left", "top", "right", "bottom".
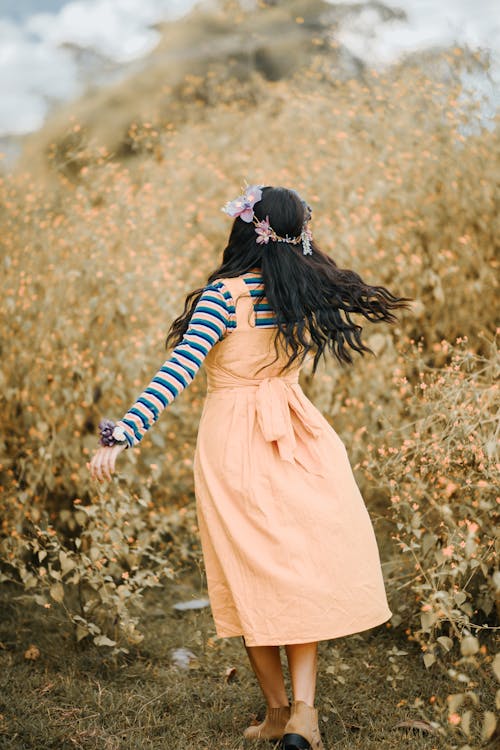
{"left": 220, "top": 276, "right": 256, "bottom": 330}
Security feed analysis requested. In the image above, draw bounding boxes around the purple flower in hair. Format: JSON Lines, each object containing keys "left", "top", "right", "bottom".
{"left": 221, "top": 185, "right": 262, "bottom": 223}
{"left": 254, "top": 215, "right": 274, "bottom": 244}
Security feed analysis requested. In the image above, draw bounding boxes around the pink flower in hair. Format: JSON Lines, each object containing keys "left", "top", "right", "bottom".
{"left": 221, "top": 185, "right": 262, "bottom": 222}
{"left": 254, "top": 215, "right": 273, "bottom": 244}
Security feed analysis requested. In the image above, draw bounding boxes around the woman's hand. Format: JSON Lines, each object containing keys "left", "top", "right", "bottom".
{"left": 87, "top": 443, "right": 127, "bottom": 482}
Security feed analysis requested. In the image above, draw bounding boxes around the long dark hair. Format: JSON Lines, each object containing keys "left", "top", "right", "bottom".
{"left": 166, "top": 186, "right": 412, "bottom": 375}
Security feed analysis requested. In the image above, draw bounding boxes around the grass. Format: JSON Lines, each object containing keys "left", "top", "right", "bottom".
{"left": 1, "top": 570, "right": 496, "bottom": 750}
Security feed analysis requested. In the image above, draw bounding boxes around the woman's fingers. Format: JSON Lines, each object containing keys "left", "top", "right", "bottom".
{"left": 89, "top": 444, "right": 127, "bottom": 482}
{"left": 90, "top": 450, "right": 105, "bottom": 481}
{"left": 100, "top": 450, "right": 112, "bottom": 481}
{"left": 87, "top": 446, "right": 122, "bottom": 482}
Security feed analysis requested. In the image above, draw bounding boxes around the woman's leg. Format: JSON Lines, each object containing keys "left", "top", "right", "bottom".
{"left": 243, "top": 637, "right": 289, "bottom": 707}
{"left": 282, "top": 642, "right": 324, "bottom": 749}
{"left": 284, "top": 641, "right": 318, "bottom": 705}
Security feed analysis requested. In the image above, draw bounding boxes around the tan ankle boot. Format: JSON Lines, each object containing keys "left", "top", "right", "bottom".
{"left": 282, "top": 701, "right": 325, "bottom": 750}
{"left": 243, "top": 705, "right": 291, "bottom": 740}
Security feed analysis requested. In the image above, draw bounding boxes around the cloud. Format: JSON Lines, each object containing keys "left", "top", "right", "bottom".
{"left": 0, "top": 0, "right": 195, "bottom": 136}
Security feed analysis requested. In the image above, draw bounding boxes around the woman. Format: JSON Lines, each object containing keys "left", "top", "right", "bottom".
{"left": 88, "top": 185, "right": 411, "bottom": 749}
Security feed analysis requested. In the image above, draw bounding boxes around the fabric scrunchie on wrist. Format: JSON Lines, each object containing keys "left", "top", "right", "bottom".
{"left": 98, "top": 419, "right": 129, "bottom": 448}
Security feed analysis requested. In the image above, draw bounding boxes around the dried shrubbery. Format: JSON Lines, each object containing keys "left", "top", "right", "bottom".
{"left": 365, "top": 336, "right": 499, "bottom": 744}
{"left": 0, "top": 50, "right": 498, "bottom": 740}
{"left": 371, "top": 337, "right": 498, "bottom": 635}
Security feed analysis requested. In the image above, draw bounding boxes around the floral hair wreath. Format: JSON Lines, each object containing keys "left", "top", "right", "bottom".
{"left": 221, "top": 185, "right": 313, "bottom": 255}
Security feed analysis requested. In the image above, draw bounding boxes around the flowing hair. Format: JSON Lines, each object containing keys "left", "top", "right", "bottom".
{"left": 166, "top": 186, "right": 413, "bottom": 375}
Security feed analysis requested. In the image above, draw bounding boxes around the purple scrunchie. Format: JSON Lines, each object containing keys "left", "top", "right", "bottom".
{"left": 98, "top": 419, "right": 128, "bottom": 448}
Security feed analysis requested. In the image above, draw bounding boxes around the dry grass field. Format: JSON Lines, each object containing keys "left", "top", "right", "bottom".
{"left": 0, "top": 573, "right": 497, "bottom": 750}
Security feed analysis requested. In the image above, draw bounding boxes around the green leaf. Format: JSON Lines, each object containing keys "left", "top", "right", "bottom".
{"left": 460, "top": 710, "right": 472, "bottom": 738}
{"left": 460, "top": 636, "right": 479, "bottom": 656}
{"left": 93, "top": 635, "right": 117, "bottom": 647}
{"left": 492, "top": 653, "right": 500, "bottom": 682}
{"left": 447, "top": 693, "right": 464, "bottom": 713}
{"left": 49, "top": 583, "right": 64, "bottom": 603}
{"left": 59, "top": 551, "right": 76, "bottom": 575}
{"left": 423, "top": 653, "right": 436, "bottom": 668}
{"left": 437, "top": 636, "right": 453, "bottom": 652}
{"left": 76, "top": 625, "right": 89, "bottom": 642}
{"left": 420, "top": 611, "right": 438, "bottom": 631}
{"left": 74, "top": 510, "right": 88, "bottom": 526}
{"left": 481, "top": 711, "right": 497, "bottom": 742}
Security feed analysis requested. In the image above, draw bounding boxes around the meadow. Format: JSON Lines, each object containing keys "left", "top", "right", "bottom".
{"left": 0, "top": 8, "right": 498, "bottom": 746}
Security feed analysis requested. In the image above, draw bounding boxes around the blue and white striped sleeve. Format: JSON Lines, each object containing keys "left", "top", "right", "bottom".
{"left": 113, "top": 281, "right": 234, "bottom": 448}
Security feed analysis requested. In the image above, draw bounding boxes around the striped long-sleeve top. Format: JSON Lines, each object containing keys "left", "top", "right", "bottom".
{"left": 112, "top": 268, "right": 275, "bottom": 449}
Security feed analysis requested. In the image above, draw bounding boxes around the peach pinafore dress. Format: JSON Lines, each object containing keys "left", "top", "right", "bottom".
{"left": 193, "top": 275, "right": 392, "bottom": 646}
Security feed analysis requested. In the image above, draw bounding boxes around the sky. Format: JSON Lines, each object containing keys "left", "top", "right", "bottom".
{"left": 0, "top": 0, "right": 498, "bottom": 137}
